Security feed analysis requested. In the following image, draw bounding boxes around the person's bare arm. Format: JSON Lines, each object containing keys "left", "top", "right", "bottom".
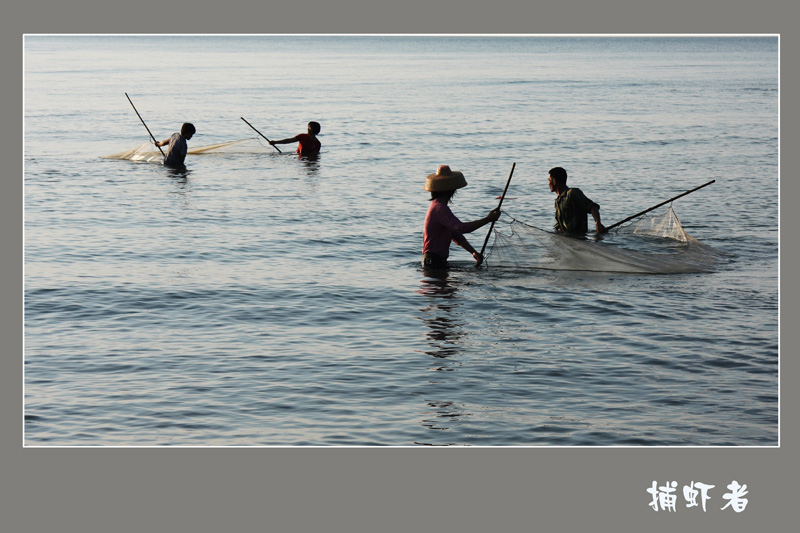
{"left": 453, "top": 234, "right": 484, "bottom": 266}
{"left": 270, "top": 135, "right": 300, "bottom": 146}
{"left": 461, "top": 208, "right": 501, "bottom": 233}
{"left": 590, "top": 206, "right": 607, "bottom": 233}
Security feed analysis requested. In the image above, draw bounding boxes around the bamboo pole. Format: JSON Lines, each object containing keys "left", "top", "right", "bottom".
{"left": 606, "top": 180, "right": 716, "bottom": 231}
{"left": 125, "top": 93, "right": 165, "bottom": 157}
{"left": 479, "top": 162, "right": 516, "bottom": 258}
{"left": 241, "top": 117, "right": 282, "bottom": 153}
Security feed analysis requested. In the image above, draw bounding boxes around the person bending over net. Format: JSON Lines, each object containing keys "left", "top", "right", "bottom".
{"left": 156, "top": 122, "right": 196, "bottom": 168}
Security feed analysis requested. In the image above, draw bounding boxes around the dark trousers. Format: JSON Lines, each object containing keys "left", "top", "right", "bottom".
{"left": 422, "top": 253, "right": 448, "bottom": 269}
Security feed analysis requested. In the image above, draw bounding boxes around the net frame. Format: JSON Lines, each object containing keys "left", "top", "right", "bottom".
{"left": 484, "top": 206, "right": 725, "bottom": 274}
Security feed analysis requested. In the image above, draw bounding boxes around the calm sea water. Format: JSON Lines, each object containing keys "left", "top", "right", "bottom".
{"left": 23, "top": 35, "right": 779, "bottom": 446}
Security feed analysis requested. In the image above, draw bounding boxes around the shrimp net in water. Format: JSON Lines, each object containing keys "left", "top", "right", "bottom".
{"left": 485, "top": 206, "right": 726, "bottom": 274}
{"left": 102, "top": 138, "right": 273, "bottom": 163}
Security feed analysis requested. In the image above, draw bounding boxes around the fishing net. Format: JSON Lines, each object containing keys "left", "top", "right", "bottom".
{"left": 485, "top": 206, "right": 726, "bottom": 274}
{"left": 102, "top": 138, "right": 271, "bottom": 162}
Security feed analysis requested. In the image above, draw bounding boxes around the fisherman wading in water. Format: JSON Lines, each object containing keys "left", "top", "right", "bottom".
{"left": 422, "top": 165, "right": 501, "bottom": 269}
{"left": 156, "top": 123, "right": 196, "bottom": 169}
{"left": 548, "top": 166, "right": 607, "bottom": 235}
{"left": 269, "top": 121, "right": 321, "bottom": 156}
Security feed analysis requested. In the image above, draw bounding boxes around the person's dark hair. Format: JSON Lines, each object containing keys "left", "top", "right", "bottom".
{"left": 549, "top": 166, "right": 568, "bottom": 186}
{"left": 181, "top": 123, "right": 196, "bottom": 137}
{"left": 430, "top": 190, "right": 456, "bottom": 204}
{"left": 308, "top": 121, "right": 321, "bottom": 135}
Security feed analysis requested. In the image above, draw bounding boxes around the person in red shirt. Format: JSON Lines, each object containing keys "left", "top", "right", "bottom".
{"left": 269, "top": 121, "right": 321, "bottom": 155}
{"left": 422, "top": 165, "right": 500, "bottom": 269}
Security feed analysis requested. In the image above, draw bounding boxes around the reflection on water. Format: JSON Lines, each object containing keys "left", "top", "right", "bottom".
{"left": 415, "top": 272, "right": 473, "bottom": 445}
{"left": 166, "top": 166, "right": 192, "bottom": 183}
{"left": 165, "top": 166, "right": 194, "bottom": 211}
{"left": 417, "top": 272, "right": 464, "bottom": 361}
{"left": 415, "top": 401, "right": 469, "bottom": 446}
{"left": 299, "top": 153, "right": 320, "bottom": 175}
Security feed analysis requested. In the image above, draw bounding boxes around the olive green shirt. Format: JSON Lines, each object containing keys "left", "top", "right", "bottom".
{"left": 554, "top": 187, "right": 599, "bottom": 234}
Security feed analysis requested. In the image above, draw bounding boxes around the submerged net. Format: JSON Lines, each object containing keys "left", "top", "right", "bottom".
{"left": 102, "top": 138, "right": 272, "bottom": 162}
{"left": 486, "top": 206, "right": 726, "bottom": 274}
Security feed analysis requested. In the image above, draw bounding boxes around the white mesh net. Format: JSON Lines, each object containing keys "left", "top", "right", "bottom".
{"left": 485, "top": 207, "right": 726, "bottom": 274}
{"left": 102, "top": 138, "right": 271, "bottom": 162}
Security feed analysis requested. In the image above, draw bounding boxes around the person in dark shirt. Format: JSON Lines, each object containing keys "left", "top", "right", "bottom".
{"left": 270, "top": 121, "right": 321, "bottom": 155}
{"left": 156, "top": 123, "right": 196, "bottom": 168}
{"left": 548, "top": 166, "right": 607, "bottom": 234}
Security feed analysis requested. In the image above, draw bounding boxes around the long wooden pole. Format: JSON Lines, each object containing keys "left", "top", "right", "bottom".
{"left": 479, "top": 162, "right": 516, "bottom": 258}
{"left": 606, "top": 179, "right": 716, "bottom": 231}
{"left": 125, "top": 93, "right": 165, "bottom": 157}
{"left": 241, "top": 117, "right": 282, "bottom": 153}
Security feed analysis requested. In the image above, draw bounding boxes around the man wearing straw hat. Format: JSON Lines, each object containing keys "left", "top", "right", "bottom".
{"left": 422, "top": 165, "right": 501, "bottom": 269}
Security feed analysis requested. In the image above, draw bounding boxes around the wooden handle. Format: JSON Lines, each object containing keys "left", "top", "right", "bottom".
{"left": 479, "top": 162, "right": 516, "bottom": 258}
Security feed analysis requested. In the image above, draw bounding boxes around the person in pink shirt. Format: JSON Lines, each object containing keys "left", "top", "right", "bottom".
{"left": 422, "top": 165, "right": 501, "bottom": 269}
{"left": 269, "top": 121, "right": 321, "bottom": 156}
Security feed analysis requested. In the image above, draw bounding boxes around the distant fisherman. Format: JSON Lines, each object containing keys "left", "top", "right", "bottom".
{"left": 270, "top": 121, "right": 321, "bottom": 156}
{"left": 422, "top": 165, "right": 501, "bottom": 269}
{"left": 156, "top": 123, "right": 196, "bottom": 168}
{"left": 548, "top": 166, "right": 607, "bottom": 234}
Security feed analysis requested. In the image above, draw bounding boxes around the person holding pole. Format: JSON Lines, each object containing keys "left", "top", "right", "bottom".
{"left": 548, "top": 166, "right": 607, "bottom": 235}
{"left": 156, "top": 123, "right": 196, "bottom": 168}
{"left": 269, "top": 121, "right": 321, "bottom": 156}
{"left": 422, "top": 165, "right": 501, "bottom": 269}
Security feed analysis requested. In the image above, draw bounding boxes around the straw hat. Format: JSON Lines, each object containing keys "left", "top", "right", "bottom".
{"left": 425, "top": 165, "right": 468, "bottom": 192}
